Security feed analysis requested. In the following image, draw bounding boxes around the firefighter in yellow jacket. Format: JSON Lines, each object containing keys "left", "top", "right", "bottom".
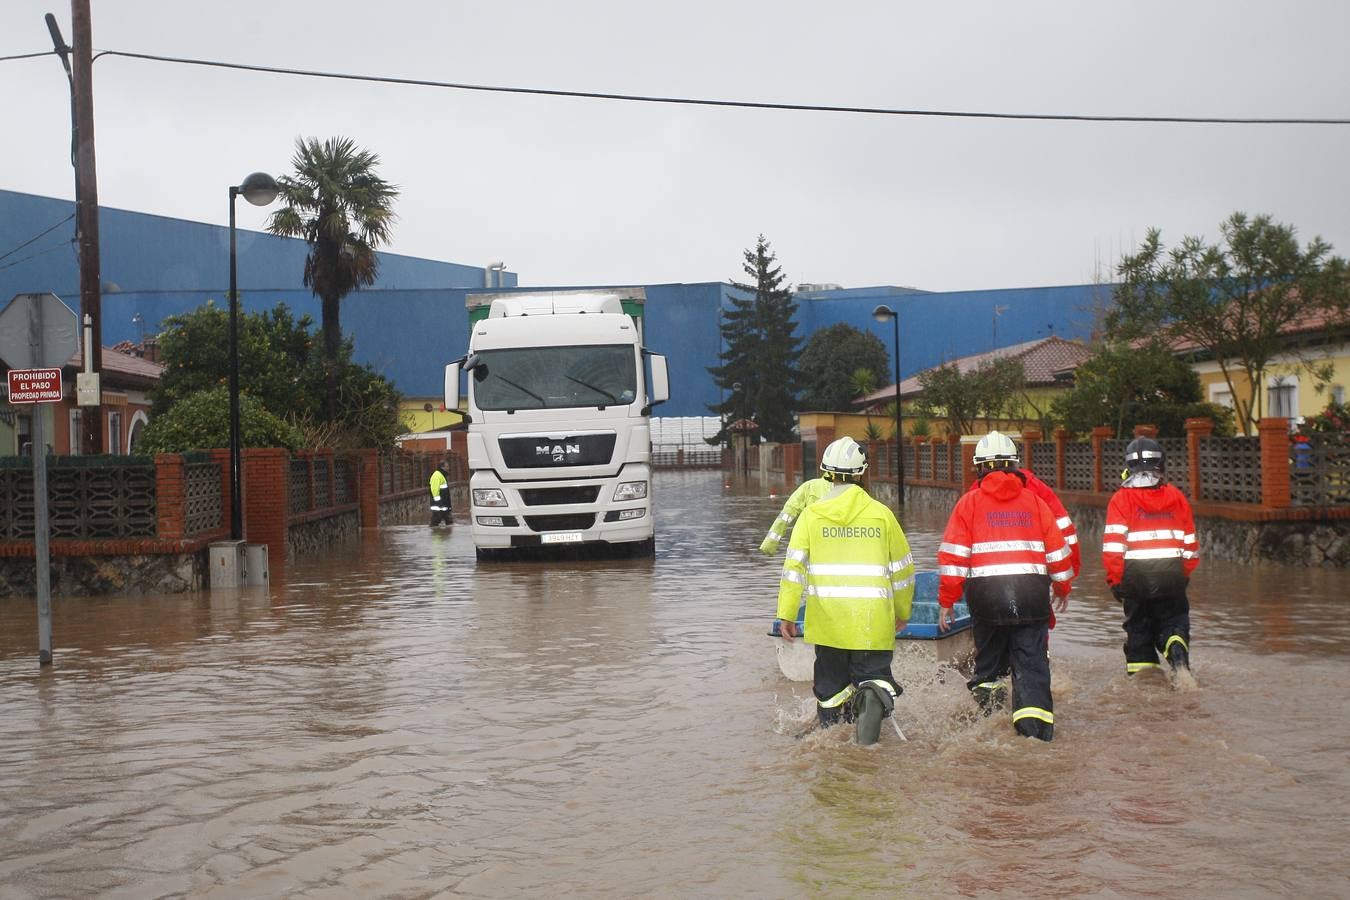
{"left": 776, "top": 437, "right": 915, "bottom": 744}
{"left": 759, "top": 476, "right": 834, "bottom": 554}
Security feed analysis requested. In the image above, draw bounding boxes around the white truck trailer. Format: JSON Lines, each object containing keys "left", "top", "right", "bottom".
{"left": 444, "top": 288, "right": 670, "bottom": 559}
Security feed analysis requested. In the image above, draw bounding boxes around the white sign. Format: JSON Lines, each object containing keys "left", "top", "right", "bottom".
{"left": 7, "top": 368, "right": 63, "bottom": 404}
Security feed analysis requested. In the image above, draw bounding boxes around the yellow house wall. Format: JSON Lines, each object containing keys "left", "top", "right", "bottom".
{"left": 1193, "top": 343, "right": 1350, "bottom": 424}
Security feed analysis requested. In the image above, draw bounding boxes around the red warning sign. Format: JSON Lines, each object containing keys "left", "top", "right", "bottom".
{"left": 7, "top": 368, "right": 63, "bottom": 404}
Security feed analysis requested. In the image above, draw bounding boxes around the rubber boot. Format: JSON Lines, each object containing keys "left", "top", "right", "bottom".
{"left": 853, "top": 682, "right": 895, "bottom": 746}
{"left": 972, "top": 684, "right": 1008, "bottom": 717}
{"left": 1015, "top": 718, "right": 1054, "bottom": 742}
{"left": 1166, "top": 642, "right": 1190, "bottom": 672}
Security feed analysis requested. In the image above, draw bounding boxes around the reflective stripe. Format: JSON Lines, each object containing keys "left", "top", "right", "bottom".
{"left": 892, "top": 576, "right": 915, "bottom": 593}
{"left": 807, "top": 585, "right": 891, "bottom": 599}
{"left": 1045, "top": 545, "right": 1072, "bottom": 563}
{"left": 1183, "top": 533, "right": 1196, "bottom": 543}
{"left": 1104, "top": 524, "right": 1129, "bottom": 534}
{"left": 786, "top": 549, "right": 808, "bottom": 563}
{"left": 939, "top": 542, "right": 972, "bottom": 558}
{"left": 889, "top": 554, "right": 914, "bottom": 572}
{"left": 858, "top": 678, "right": 896, "bottom": 698}
{"left": 778, "top": 513, "right": 794, "bottom": 524}
{"left": 819, "top": 684, "right": 856, "bottom": 709}
{"left": 1064, "top": 534, "right": 1079, "bottom": 545}
{"left": 939, "top": 564, "right": 970, "bottom": 577}
{"left": 1181, "top": 550, "right": 1197, "bottom": 559}
{"left": 973, "top": 681, "right": 1002, "bottom": 691}
{"left": 1102, "top": 542, "right": 1125, "bottom": 554}
{"left": 1128, "top": 529, "right": 1186, "bottom": 542}
{"left": 1012, "top": 706, "right": 1054, "bottom": 724}
{"left": 1127, "top": 449, "right": 1162, "bottom": 459}
{"left": 1126, "top": 661, "right": 1161, "bottom": 673}
{"left": 1124, "top": 547, "right": 1183, "bottom": 560}
{"left": 1163, "top": 634, "right": 1189, "bottom": 655}
{"left": 762, "top": 530, "right": 780, "bottom": 544}
{"left": 1049, "top": 569, "right": 1072, "bottom": 582}
{"left": 970, "top": 563, "right": 1047, "bottom": 577}
{"left": 972, "top": 540, "right": 1045, "bottom": 554}
{"left": 1056, "top": 516, "right": 1072, "bottom": 529}
{"left": 780, "top": 569, "right": 805, "bottom": 584}
{"left": 807, "top": 563, "right": 887, "bottom": 577}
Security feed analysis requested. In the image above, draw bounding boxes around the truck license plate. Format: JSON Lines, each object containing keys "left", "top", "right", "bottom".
{"left": 541, "top": 531, "right": 584, "bottom": 544}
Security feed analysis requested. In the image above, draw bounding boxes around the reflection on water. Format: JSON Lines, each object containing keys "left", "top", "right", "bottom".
{"left": 0, "top": 471, "right": 1346, "bottom": 897}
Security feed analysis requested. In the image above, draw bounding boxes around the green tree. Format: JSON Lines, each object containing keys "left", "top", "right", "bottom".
{"left": 707, "top": 235, "right": 802, "bottom": 442}
{"left": 1108, "top": 213, "right": 1350, "bottom": 434}
{"left": 268, "top": 136, "right": 399, "bottom": 418}
{"left": 151, "top": 301, "right": 408, "bottom": 449}
{"left": 138, "top": 386, "right": 305, "bottom": 454}
{"left": 915, "top": 357, "right": 1026, "bottom": 436}
{"left": 1050, "top": 341, "right": 1234, "bottom": 438}
{"left": 797, "top": 323, "right": 889, "bottom": 411}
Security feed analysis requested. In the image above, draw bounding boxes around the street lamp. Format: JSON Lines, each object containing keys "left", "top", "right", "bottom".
{"left": 228, "top": 171, "right": 279, "bottom": 540}
{"left": 873, "top": 304, "right": 904, "bottom": 507}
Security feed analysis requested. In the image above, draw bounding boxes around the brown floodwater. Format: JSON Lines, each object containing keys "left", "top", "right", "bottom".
{"left": 1, "top": 471, "right": 1346, "bottom": 897}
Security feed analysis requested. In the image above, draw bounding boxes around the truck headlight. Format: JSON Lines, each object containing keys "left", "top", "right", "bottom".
{"left": 613, "top": 481, "right": 648, "bottom": 501}
{"left": 473, "top": 488, "right": 508, "bottom": 507}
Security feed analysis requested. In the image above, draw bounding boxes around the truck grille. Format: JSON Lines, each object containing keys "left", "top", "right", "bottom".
{"left": 499, "top": 434, "right": 617, "bottom": 468}
{"left": 524, "top": 514, "right": 596, "bottom": 532}
{"left": 518, "top": 486, "right": 602, "bottom": 506}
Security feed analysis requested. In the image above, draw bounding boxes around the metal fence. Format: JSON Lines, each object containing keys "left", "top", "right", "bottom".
{"left": 1290, "top": 432, "right": 1350, "bottom": 506}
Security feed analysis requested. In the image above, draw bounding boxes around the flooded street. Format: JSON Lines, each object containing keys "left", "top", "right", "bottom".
{"left": 2, "top": 470, "right": 1347, "bottom": 897}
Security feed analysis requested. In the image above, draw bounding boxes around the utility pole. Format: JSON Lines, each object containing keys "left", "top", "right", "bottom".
{"left": 53, "top": 2, "right": 104, "bottom": 453}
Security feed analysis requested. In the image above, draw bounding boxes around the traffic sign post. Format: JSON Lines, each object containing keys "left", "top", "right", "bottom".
{"left": 1, "top": 293, "right": 78, "bottom": 667}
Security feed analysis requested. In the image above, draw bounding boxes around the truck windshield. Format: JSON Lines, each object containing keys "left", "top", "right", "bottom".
{"left": 473, "top": 344, "right": 638, "bottom": 411}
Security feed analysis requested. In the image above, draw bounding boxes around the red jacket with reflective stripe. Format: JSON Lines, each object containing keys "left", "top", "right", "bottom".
{"left": 939, "top": 470, "right": 1074, "bottom": 623}
{"left": 966, "top": 469, "right": 1080, "bottom": 575}
{"left": 1102, "top": 484, "right": 1198, "bottom": 591}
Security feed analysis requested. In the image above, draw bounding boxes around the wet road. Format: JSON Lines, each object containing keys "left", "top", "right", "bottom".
{"left": 1, "top": 470, "right": 1347, "bottom": 897}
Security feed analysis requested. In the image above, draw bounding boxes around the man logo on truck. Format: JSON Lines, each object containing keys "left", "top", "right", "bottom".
{"left": 538, "top": 443, "right": 581, "bottom": 463}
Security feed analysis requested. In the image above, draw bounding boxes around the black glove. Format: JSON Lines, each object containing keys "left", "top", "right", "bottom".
{"left": 1110, "top": 584, "right": 1126, "bottom": 603}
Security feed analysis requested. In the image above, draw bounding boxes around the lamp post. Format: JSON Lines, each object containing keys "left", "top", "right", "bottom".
{"left": 873, "top": 304, "right": 904, "bottom": 507}
{"left": 228, "top": 172, "right": 279, "bottom": 540}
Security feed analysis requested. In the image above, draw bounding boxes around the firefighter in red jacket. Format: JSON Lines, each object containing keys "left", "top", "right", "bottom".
{"left": 964, "top": 463, "right": 1081, "bottom": 576}
{"left": 1103, "top": 437, "right": 1199, "bottom": 675}
{"left": 938, "top": 431, "right": 1073, "bottom": 742}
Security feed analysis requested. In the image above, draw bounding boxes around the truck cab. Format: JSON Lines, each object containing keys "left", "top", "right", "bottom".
{"left": 444, "top": 289, "right": 669, "bottom": 558}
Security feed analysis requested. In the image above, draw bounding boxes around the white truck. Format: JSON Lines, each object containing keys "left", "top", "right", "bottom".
{"left": 444, "top": 288, "right": 670, "bottom": 559}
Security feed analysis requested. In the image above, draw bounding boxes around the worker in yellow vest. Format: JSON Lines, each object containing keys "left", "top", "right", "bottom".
{"left": 429, "top": 458, "right": 452, "bottom": 527}
{"left": 776, "top": 437, "right": 915, "bottom": 744}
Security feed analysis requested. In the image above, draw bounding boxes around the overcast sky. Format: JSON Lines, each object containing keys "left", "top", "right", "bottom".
{"left": 4, "top": 1, "right": 1349, "bottom": 293}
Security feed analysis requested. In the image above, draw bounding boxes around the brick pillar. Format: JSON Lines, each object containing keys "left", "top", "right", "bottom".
{"left": 1133, "top": 423, "right": 1159, "bottom": 438}
{"left": 243, "top": 447, "right": 290, "bottom": 567}
{"left": 1021, "top": 430, "right": 1042, "bottom": 471}
{"left": 1054, "top": 428, "right": 1069, "bottom": 490}
{"left": 1185, "top": 417, "right": 1213, "bottom": 500}
{"left": 1259, "top": 417, "right": 1291, "bottom": 509}
{"left": 961, "top": 439, "right": 978, "bottom": 492}
{"left": 357, "top": 448, "right": 380, "bottom": 528}
{"left": 154, "top": 453, "right": 185, "bottom": 540}
{"left": 1091, "top": 426, "right": 1114, "bottom": 493}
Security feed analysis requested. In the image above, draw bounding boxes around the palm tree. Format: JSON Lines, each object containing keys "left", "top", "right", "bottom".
{"left": 268, "top": 136, "right": 398, "bottom": 418}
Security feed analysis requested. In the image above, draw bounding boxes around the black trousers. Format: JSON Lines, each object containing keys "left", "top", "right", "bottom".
{"left": 813, "top": 646, "right": 898, "bottom": 725}
{"left": 967, "top": 618, "right": 1053, "bottom": 738}
{"left": 429, "top": 488, "right": 452, "bottom": 526}
{"left": 1122, "top": 591, "right": 1190, "bottom": 668}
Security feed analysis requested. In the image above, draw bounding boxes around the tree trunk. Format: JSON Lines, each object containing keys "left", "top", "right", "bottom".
{"left": 322, "top": 291, "right": 341, "bottom": 419}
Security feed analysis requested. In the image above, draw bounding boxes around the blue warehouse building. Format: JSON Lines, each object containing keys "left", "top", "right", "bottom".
{"left": 1, "top": 190, "right": 1104, "bottom": 419}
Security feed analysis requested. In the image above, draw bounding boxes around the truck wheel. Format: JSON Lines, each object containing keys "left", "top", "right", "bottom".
{"left": 627, "top": 537, "right": 655, "bottom": 558}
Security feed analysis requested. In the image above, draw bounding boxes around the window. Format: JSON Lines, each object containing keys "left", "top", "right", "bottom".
{"left": 18, "top": 414, "right": 32, "bottom": 456}
{"left": 107, "top": 411, "right": 122, "bottom": 455}
{"left": 1268, "top": 376, "right": 1298, "bottom": 419}
{"left": 68, "top": 409, "right": 82, "bottom": 454}
{"left": 1208, "top": 384, "right": 1234, "bottom": 409}
{"left": 471, "top": 344, "right": 638, "bottom": 411}
{"left": 1334, "top": 384, "right": 1346, "bottom": 406}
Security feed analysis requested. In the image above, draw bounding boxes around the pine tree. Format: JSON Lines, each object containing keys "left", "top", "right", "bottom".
{"left": 707, "top": 235, "right": 802, "bottom": 443}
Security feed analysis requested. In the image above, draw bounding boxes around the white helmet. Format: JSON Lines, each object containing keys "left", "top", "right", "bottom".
{"left": 973, "top": 431, "right": 1019, "bottom": 469}
{"left": 820, "top": 436, "right": 868, "bottom": 478}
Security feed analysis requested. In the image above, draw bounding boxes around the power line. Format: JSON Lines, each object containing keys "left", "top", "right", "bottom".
{"left": 0, "top": 50, "right": 54, "bottom": 63}
{"left": 0, "top": 212, "right": 74, "bottom": 264}
{"left": 78, "top": 48, "right": 1350, "bottom": 126}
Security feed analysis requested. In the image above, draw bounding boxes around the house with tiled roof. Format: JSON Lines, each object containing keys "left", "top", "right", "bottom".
{"left": 1, "top": 342, "right": 163, "bottom": 457}
{"left": 855, "top": 335, "right": 1093, "bottom": 435}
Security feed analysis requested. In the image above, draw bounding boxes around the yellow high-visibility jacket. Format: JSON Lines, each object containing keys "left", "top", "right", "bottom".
{"left": 776, "top": 484, "right": 915, "bottom": 650}
{"left": 760, "top": 477, "right": 834, "bottom": 554}
{"left": 429, "top": 468, "right": 448, "bottom": 501}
